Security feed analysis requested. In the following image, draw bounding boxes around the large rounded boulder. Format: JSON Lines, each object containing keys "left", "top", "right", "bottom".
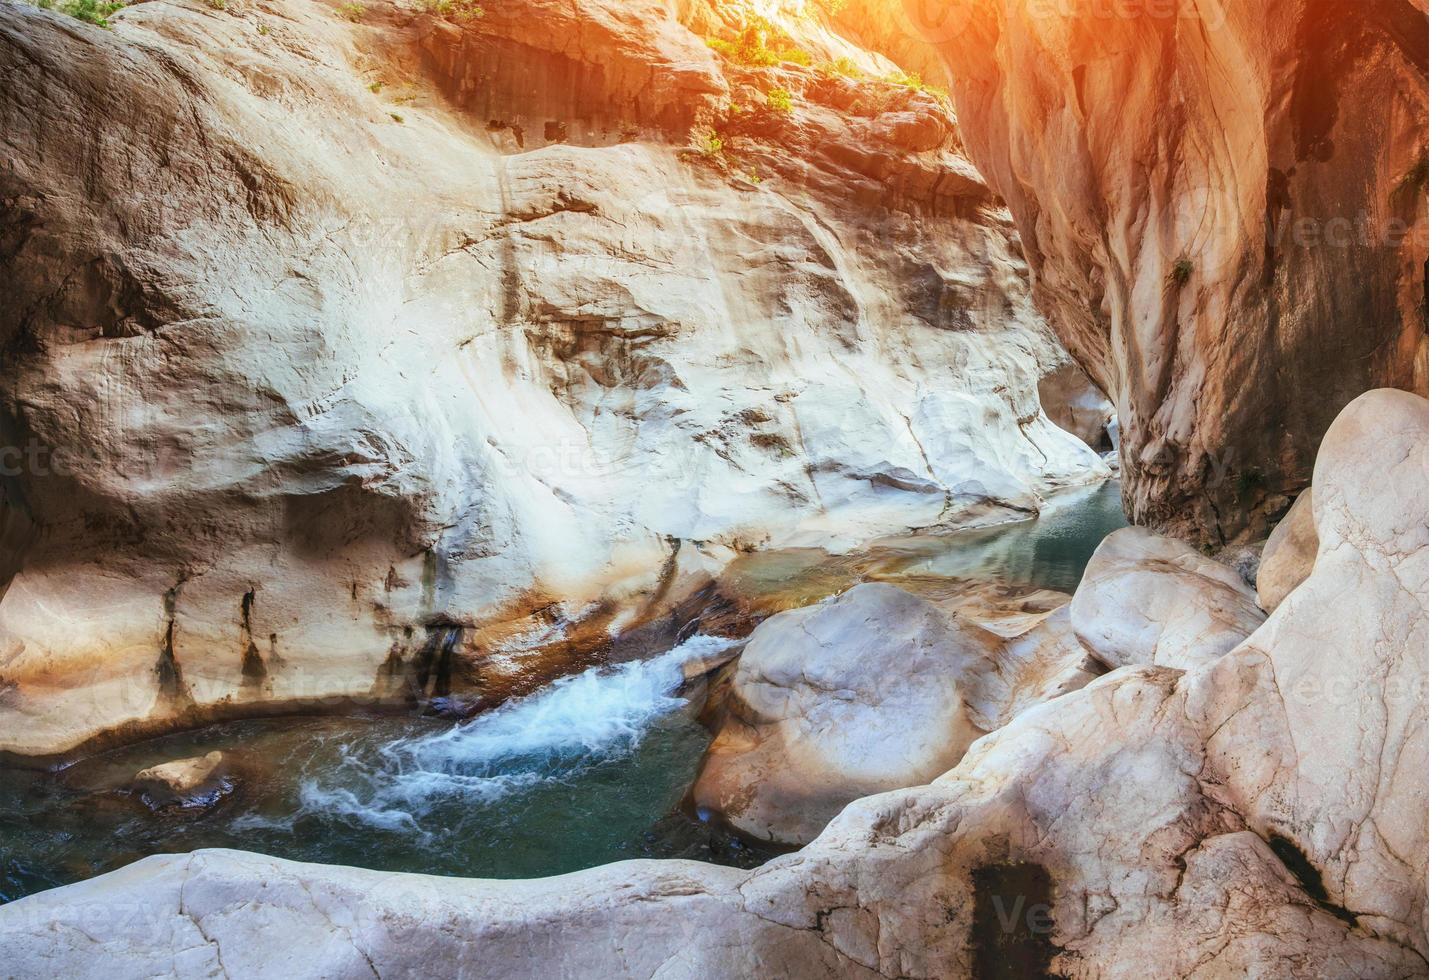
{"left": 691, "top": 583, "right": 990, "bottom": 845}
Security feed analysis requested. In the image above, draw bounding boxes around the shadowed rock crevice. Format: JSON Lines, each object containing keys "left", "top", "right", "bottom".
{"left": 971, "top": 863, "right": 1061, "bottom": 980}
{"left": 1266, "top": 833, "right": 1357, "bottom": 928}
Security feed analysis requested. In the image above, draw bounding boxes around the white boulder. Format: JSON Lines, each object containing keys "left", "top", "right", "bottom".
{"left": 1070, "top": 526, "right": 1266, "bottom": 670}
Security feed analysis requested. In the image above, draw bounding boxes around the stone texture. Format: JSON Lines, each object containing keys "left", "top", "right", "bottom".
{"left": 130, "top": 751, "right": 233, "bottom": 810}
{"left": 691, "top": 583, "right": 988, "bottom": 845}
{"left": 0, "top": 0, "right": 1105, "bottom": 757}
{"left": 692, "top": 581, "right": 1101, "bottom": 845}
{"left": 930, "top": 0, "right": 1429, "bottom": 544}
{"left": 1070, "top": 527, "right": 1267, "bottom": 670}
{"left": 8, "top": 393, "right": 1429, "bottom": 976}
{"left": 1257, "top": 489, "right": 1318, "bottom": 612}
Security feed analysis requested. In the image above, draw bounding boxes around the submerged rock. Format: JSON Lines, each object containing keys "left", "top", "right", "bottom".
{"left": 131, "top": 751, "right": 233, "bottom": 810}
{"left": 1070, "top": 527, "right": 1267, "bottom": 670}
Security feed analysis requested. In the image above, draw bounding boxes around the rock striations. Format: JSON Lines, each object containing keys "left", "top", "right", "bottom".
{"left": 929, "top": 0, "right": 1429, "bottom": 544}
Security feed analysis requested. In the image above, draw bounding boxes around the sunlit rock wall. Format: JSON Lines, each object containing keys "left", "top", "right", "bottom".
{"left": 0, "top": 0, "right": 1105, "bottom": 755}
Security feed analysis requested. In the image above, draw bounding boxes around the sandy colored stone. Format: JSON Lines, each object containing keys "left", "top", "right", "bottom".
{"left": 131, "top": 751, "right": 232, "bottom": 809}
{"left": 0, "top": 0, "right": 1105, "bottom": 757}
{"left": 693, "top": 582, "right": 1101, "bottom": 845}
{"left": 1070, "top": 527, "right": 1266, "bottom": 670}
{"left": 9, "top": 390, "right": 1429, "bottom": 975}
{"left": 929, "top": 0, "right": 1429, "bottom": 543}
{"left": 1256, "top": 489, "right": 1318, "bottom": 612}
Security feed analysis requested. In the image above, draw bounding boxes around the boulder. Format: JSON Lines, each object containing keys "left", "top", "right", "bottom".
{"left": 9, "top": 394, "right": 1429, "bottom": 975}
{"left": 1256, "top": 489, "right": 1317, "bottom": 612}
{"left": 1070, "top": 527, "right": 1266, "bottom": 670}
{"left": 691, "top": 583, "right": 988, "bottom": 845}
{"left": 692, "top": 582, "right": 1102, "bottom": 845}
{"left": 131, "top": 751, "right": 233, "bottom": 810}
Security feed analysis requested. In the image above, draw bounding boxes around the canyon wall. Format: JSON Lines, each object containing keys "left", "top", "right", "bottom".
{"left": 0, "top": 0, "right": 1106, "bottom": 756}
{"left": 921, "top": 0, "right": 1429, "bottom": 542}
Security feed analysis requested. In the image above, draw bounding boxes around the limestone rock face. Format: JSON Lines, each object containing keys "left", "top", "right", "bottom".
{"left": 1071, "top": 527, "right": 1266, "bottom": 670}
{"left": 930, "top": 0, "right": 1429, "bottom": 543}
{"left": 0, "top": 0, "right": 1105, "bottom": 756}
{"left": 1257, "top": 489, "right": 1318, "bottom": 612}
{"left": 8, "top": 393, "right": 1429, "bottom": 975}
{"left": 692, "top": 581, "right": 1101, "bottom": 845}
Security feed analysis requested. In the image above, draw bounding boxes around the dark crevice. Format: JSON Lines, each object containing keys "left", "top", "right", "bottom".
{"left": 1266, "top": 833, "right": 1357, "bottom": 927}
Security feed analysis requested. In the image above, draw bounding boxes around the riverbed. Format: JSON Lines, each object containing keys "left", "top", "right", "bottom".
{"left": 0, "top": 481, "right": 1125, "bottom": 904}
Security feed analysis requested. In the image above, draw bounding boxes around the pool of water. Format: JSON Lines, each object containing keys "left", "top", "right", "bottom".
{"left": 0, "top": 481, "right": 1125, "bottom": 904}
{"left": 716, "top": 480, "right": 1128, "bottom": 618}
{"left": 0, "top": 636, "right": 773, "bottom": 903}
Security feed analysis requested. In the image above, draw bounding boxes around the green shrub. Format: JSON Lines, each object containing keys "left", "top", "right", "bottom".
{"left": 766, "top": 87, "right": 794, "bottom": 115}
{"left": 390, "top": 112, "right": 405, "bottom": 123}
{"left": 691, "top": 126, "right": 724, "bottom": 160}
{"left": 884, "top": 69, "right": 950, "bottom": 102}
{"left": 1169, "top": 256, "right": 1194, "bottom": 287}
{"left": 340, "top": 1, "right": 364, "bottom": 20}
{"left": 44, "top": 0, "right": 126, "bottom": 26}
{"left": 817, "top": 56, "right": 864, "bottom": 80}
{"left": 420, "top": 0, "right": 483, "bottom": 21}
{"left": 706, "top": 17, "right": 811, "bottom": 68}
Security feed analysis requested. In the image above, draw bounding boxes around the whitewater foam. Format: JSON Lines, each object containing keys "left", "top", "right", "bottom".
{"left": 287, "top": 634, "right": 738, "bottom": 834}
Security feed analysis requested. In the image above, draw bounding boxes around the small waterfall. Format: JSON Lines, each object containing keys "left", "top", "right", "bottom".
{"left": 284, "top": 634, "right": 739, "bottom": 836}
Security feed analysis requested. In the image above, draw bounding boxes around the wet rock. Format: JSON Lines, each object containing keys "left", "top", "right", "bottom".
{"left": 1257, "top": 489, "right": 1317, "bottom": 612}
{"left": 1070, "top": 527, "right": 1266, "bottom": 670}
{"left": 131, "top": 752, "right": 233, "bottom": 810}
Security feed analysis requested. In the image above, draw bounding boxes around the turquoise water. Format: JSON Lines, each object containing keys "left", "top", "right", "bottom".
{"left": 0, "top": 481, "right": 1125, "bottom": 904}
{"left": 0, "top": 637, "right": 772, "bottom": 903}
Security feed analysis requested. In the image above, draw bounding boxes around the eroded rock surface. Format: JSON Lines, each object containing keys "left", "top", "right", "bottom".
{"left": 692, "top": 581, "right": 1102, "bottom": 845}
{"left": 691, "top": 583, "right": 988, "bottom": 845}
{"left": 0, "top": 0, "right": 1105, "bottom": 756}
{"left": 1070, "top": 527, "right": 1267, "bottom": 670}
{"left": 1257, "top": 489, "right": 1318, "bottom": 612}
{"left": 931, "top": 0, "right": 1429, "bottom": 543}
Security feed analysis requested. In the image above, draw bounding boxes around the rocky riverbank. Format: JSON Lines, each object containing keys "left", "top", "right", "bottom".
{"left": 1, "top": 388, "right": 1419, "bottom": 978}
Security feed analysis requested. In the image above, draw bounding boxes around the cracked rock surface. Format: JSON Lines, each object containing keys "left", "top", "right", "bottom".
{"left": 1070, "top": 527, "right": 1267, "bottom": 671}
